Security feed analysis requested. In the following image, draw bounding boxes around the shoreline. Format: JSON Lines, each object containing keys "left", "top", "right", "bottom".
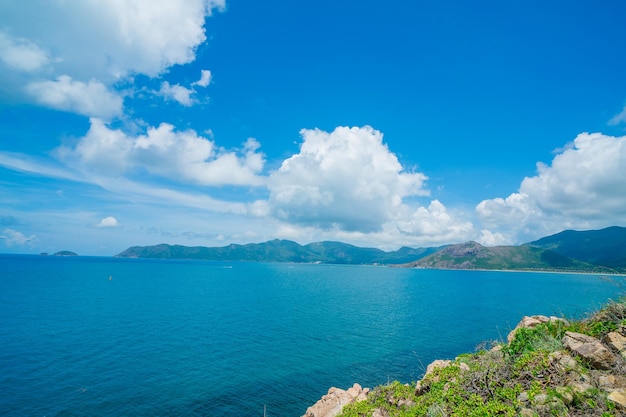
{"left": 399, "top": 265, "right": 626, "bottom": 277}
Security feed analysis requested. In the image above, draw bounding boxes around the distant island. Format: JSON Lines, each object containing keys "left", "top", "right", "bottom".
{"left": 116, "top": 240, "right": 440, "bottom": 265}
{"left": 53, "top": 250, "right": 78, "bottom": 257}
{"left": 115, "top": 226, "right": 626, "bottom": 274}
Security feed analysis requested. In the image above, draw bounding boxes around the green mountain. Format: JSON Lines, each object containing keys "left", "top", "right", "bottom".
{"left": 116, "top": 240, "right": 440, "bottom": 265}
{"left": 115, "top": 226, "right": 626, "bottom": 271}
{"left": 53, "top": 250, "right": 78, "bottom": 256}
{"left": 525, "top": 226, "right": 626, "bottom": 268}
{"left": 402, "top": 241, "right": 614, "bottom": 273}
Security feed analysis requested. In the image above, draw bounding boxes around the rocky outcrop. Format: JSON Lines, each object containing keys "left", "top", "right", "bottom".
{"left": 506, "top": 315, "right": 569, "bottom": 342}
{"left": 562, "top": 331, "right": 618, "bottom": 370}
{"left": 414, "top": 359, "right": 470, "bottom": 395}
{"left": 303, "top": 305, "right": 626, "bottom": 416}
{"left": 608, "top": 390, "right": 626, "bottom": 409}
{"left": 301, "top": 383, "right": 369, "bottom": 417}
{"left": 606, "top": 331, "right": 626, "bottom": 360}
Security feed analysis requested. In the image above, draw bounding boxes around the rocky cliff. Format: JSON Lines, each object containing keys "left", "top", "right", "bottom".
{"left": 303, "top": 299, "right": 626, "bottom": 417}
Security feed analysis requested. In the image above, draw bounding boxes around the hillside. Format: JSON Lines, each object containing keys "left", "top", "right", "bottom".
{"left": 115, "top": 226, "right": 626, "bottom": 271}
{"left": 526, "top": 226, "right": 626, "bottom": 268}
{"left": 402, "top": 241, "right": 615, "bottom": 273}
{"left": 116, "top": 240, "right": 440, "bottom": 265}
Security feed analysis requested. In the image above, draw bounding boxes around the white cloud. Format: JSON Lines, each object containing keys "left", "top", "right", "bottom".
{"left": 158, "top": 69, "right": 213, "bottom": 106}
{"left": 476, "top": 132, "right": 626, "bottom": 243}
{"left": 609, "top": 104, "right": 626, "bottom": 126}
{"left": 0, "top": 31, "right": 50, "bottom": 72}
{"left": 0, "top": 228, "right": 36, "bottom": 246}
{"left": 193, "top": 69, "right": 212, "bottom": 87}
{"left": 478, "top": 229, "right": 510, "bottom": 246}
{"left": 158, "top": 81, "right": 195, "bottom": 106}
{"left": 267, "top": 126, "right": 429, "bottom": 232}
{"left": 0, "top": 0, "right": 225, "bottom": 116}
{"left": 0, "top": 149, "right": 248, "bottom": 215}
{"left": 0, "top": 151, "right": 81, "bottom": 181}
{"left": 0, "top": 0, "right": 224, "bottom": 80}
{"left": 58, "top": 118, "right": 266, "bottom": 187}
{"left": 96, "top": 216, "right": 122, "bottom": 228}
{"left": 396, "top": 200, "right": 474, "bottom": 242}
{"left": 26, "top": 75, "right": 123, "bottom": 120}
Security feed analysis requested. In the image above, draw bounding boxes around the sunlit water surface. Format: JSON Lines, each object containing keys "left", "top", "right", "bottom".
{"left": 1, "top": 255, "right": 623, "bottom": 416}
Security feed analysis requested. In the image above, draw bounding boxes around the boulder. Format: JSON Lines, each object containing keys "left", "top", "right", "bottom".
{"left": 507, "top": 315, "right": 568, "bottom": 342}
{"left": 425, "top": 359, "right": 452, "bottom": 375}
{"left": 598, "top": 375, "right": 626, "bottom": 390}
{"left": 372, "top": 408, "right": 389, "bottom": 417}
{"left": 555, "top": 387, "right": 574, "bottom": 405}
{"left": 415, "top": 360, "right": 457, "bottom": 395}
{"left": 549, "top": 351, "right": 579, "bottom": 372}
{"left": 562, "top": 331, "right": 618, "bottom": 370}
{"left": 608, "top": 390, "right": 626, "bottom": 409}
{"left": 302, "top": 383, "right": 368, "bottom": 417}
{"left": 606, "top": 332, "right": 626, "bottom": 359}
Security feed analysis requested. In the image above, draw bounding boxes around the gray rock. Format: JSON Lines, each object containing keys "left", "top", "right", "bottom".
{"left": 549, "top": 351, "right": 579, "bottom": 372}
{"left": 372, "top": 408, "right": 389, "bottom": 417}
{"left": 533, "top": 393, "right": 549, "bottom": 405}
{"left": 517, "top": 391, "right": 529, "bottom": 402}
{"left": 555, "top": 387, "right": 574, "bottom": 405}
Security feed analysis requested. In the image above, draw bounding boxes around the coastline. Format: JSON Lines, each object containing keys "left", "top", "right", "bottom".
{"left": 399, "top": 265, "right": 626, "bottom": 277}
{"left": 303, "top": 301, "right": 626, "bottom": 417}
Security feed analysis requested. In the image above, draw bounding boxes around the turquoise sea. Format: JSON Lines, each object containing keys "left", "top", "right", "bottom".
{"left": 0, "top": 255, "right": 624, "bottom": 416}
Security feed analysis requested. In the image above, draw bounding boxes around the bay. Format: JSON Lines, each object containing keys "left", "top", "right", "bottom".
{"left": 0, "top": 255, "right": 623, "bottom": 416}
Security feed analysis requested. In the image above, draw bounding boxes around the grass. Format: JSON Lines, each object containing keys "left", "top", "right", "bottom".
{"left": 337, "top": 297, "right": 626, "bottom": 417}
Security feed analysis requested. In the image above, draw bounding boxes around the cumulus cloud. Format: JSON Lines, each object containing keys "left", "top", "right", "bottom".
{"left": 158, "top": 81, "right": 195, "bottom": 106}
{"left": 0, "top": 0, "right": 224, "bottom": 80}
{"left": 0, "top": 0, "right": 224, "bottom": 116}
{"left": 96, "top": 216, "right": 122, "bottom": 228}
{"left": 157, "top": 69, "right": 213, "bottom": 106}
{"left": 57, "top": 118, "right": 266, "bottom": 186}
{"left": 478, "top": 229, "right": 511, "bottom": 246}
{"left": 26, "top": 75, "right": 123, "bottom": 120}
{"left": 477, "top": 132, "right": 626, "bottom": 243}
{"left": 0, "top": 31, "right": 50, "bottom": 72}
{"left": 267, "top": 126, "right": 429, "bottom": 232}
{"left": 0, "top": 228, "right": 36, "bottom": 246}
{"left": 193, "top": 69, "right": 212, "bottom": 87}
{"left": 396, "top": 200, "right": 474, "bottom": 242}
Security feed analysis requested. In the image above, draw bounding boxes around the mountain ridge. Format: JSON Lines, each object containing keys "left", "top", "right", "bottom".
{"left": 116, "top": 239, "right": 441, "bottom": 265}
{"left": 115, "top": 226, "right": 626, "bottom": 272}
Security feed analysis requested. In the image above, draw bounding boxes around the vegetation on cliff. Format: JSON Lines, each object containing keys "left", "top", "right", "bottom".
{"left": 402, "top": 241, "right": 618, "bottom": 274}
{"left": 526, "top": 226, "right": 626, "bottom": 269}
{"left": 402, "top": 227, "right": 626, "bottom": 273}
{"left": 336, "top": 297, "right": 626, "bottom": 417}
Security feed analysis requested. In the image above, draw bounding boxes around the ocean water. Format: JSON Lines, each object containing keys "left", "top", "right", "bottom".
{"left": 0, "top": 255, "right": 624, "bottom": 416}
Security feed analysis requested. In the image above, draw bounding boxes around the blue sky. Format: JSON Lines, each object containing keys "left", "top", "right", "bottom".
{"left": 1, "top": 0, "right": 626, "bottom": 255}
